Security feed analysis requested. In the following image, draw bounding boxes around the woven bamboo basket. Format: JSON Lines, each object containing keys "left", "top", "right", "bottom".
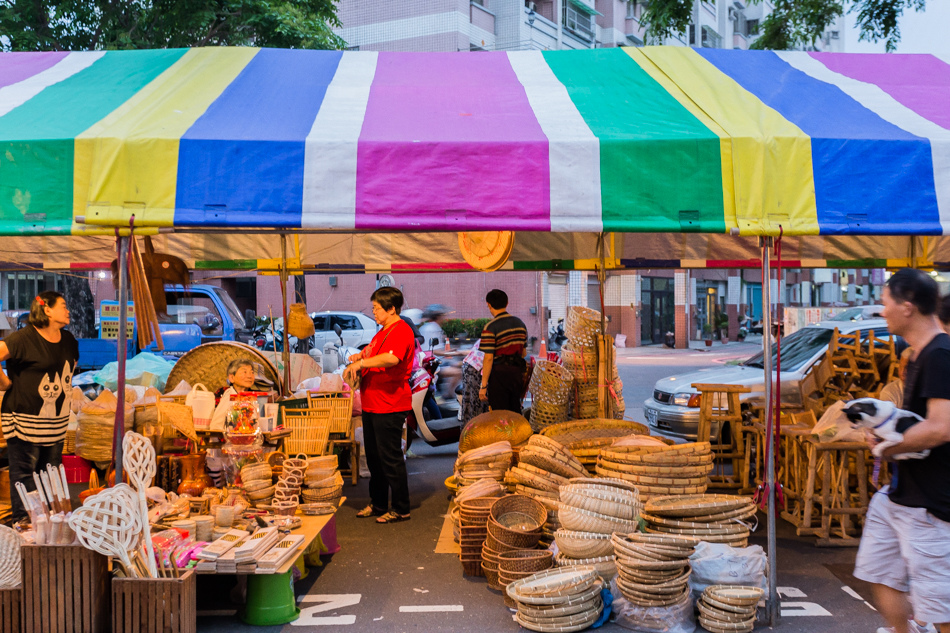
{"left": 570, "top": 383, "right": 600, "bottom": 420}
{"left": 553, "top": 529, "right": 613, "bottom": 559}
{"left": 64, "top": 429, "right": 76, "bottom": 455}
{"left": 528, "top": 361, "right": 574, "bottom": 432}
{"left": 487, "top": 517, "right": 542, "bottom": 549}
{"left": 644, "top": 494, "right": 753, "bottom": 517}
{"left": 505, "top": 566, "right": 601, "bottom": 604}
{"left": 490, "top": 495, "right": 548, "bottom": 529}
{"left": 558, "top": 489, "right": 638, "bottom": 520}
{"left": 305, "top": 391, "right": 354, "bottom": 435}
{"left": 554, "top": 553, "right": 617, "bottom": 578}
{"left": 240, "top": 462, "right": 273, "bottom": 483}
{"left": 283, "top": 408, "right": 333, "bottom": 456}
{"left": 307, "top": 471, "right": 344, "bottom": 492}
{"left": 302, "top": 485, "right": 343, "bottom": 503}
{"left": 560, "top": 344, "right": 598, "bottom": 382}
{"left": 557, "top": 503, "right": 639, "bottom": 535}
{"left": 565, "top": 306, "right": 601, "bottom": 349}
{"left": 242, "top": 479, "right": 273, "bottom": 494}
{"left": 541, "top": 419, "right": 649, "bottom": 447}
{"left": 305, "top": 467, "right": 339, "bottom": 486}
{"left": 485, "top": 531, "right": 523, "bottom": 554}
{"left": 165, "top": 341, "right": 281, "bottom": 396}
{"left": 518, "top": 446, "right": 587, "bottom": 480}
{"left": 498, "top": 549, "right": 554, "bottom": 575}
{"left": 246, "top": 484, "right": 275, "bottom": 501}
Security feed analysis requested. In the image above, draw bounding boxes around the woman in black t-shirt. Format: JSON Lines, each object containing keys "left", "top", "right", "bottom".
{"left": 0, "top": 291, "right": 79, "bottom": 524}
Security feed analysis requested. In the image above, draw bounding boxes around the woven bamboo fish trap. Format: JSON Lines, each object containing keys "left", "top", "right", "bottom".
{"left": 528, "top": 361, "right": 574, "bottom": 432}
{"left": 164, "top": 341, "right": 281, "bottom": 396}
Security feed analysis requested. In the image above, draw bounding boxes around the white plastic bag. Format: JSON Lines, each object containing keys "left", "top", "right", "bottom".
{"left": 688, "top": 542, "right": 768, "bottom": 600}
{"left": 186, "top": 383, "right": 215, "bottom": 430}
{"left": 611, "top": 579, "right": 696, "bottom": 633}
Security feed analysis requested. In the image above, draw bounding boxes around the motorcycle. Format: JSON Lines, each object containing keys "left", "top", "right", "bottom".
{"left": 406, "top": 364, "right": 463, "bottom": 449}
{"left": 315, "top": 324, "right": 360, "bottom": 375}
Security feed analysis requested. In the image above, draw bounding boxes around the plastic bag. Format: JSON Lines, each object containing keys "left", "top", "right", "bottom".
{"left": 295, "top": 376, "right": 322, "bottom": 392}
{"left": 94, "top": 352, "right": 175, "bottom": 391}
{"left": 165, "top": 380, "right": 192, "bottom": 397}
{"left": 812, "top": 400, "right": 865, "bottom": 443}
{"left": 610, "top": 580, "right": 696, "bottom": 633}
{"left": 688, "top": 541, "right": 767, "bottom": 600}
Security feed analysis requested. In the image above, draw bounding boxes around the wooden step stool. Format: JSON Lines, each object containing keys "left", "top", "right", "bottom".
{"left": 692, "top": 383, "right": 751, "bottom": 491}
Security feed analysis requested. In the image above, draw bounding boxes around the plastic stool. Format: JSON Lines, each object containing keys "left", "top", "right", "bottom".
{"left": 241, "top": 571, "right": 299, "bottom": 625}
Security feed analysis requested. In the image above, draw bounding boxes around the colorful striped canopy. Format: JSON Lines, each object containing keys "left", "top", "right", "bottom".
{"left": 1, "top": 46, "right": 947, "bottom": 237}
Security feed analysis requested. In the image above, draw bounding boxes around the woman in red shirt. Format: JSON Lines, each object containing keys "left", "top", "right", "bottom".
{"left": 343, "top": 287, "right": 415, "bottom": 524}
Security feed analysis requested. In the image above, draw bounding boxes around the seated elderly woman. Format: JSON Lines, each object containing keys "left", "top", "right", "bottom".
{"left": 214, "top": 359, "right": 257, "bottom": 402}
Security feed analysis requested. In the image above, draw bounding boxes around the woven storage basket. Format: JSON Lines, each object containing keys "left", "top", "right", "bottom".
{"left": 242, "top": 479, "right": 273, "bottom": 494}
{"left": 487, "top": 517, "right": 542, "bottom": 549}
{"left": 241, "top": 462, "right": 273, "bottom": 483}
{"left": 246, "top": 484, "right": 275, "bottom": 501}
{"left": 283, "top": 408, "right": 333, "bottom": 456}
{"left": 528, "top": 361, "right": 574, "bottom": 432}
{"left": 560, "top": 344, "right": 598, "bottom": 382}
{"left": 307, "top": 454, "right": 339, "bottom": 471}
{"left": 306, "top": 391, "right": 355, "bottom": 435}
{"left": 553, "top": 529, "right": 613, "bottom": 559}
{"left": 485, "top": 531, "right": 522, "bottom": 554}
{"left": 490, "top": 495, "right": 548, "bottom": 529}
{"left": 558, "top": 503, "right": 639, "bottom": 535}
{"left": 565, "top": 306, "right": 602, "bottom": 348}
{"left": 482, "top": 562, "right": 502, "bottom": 589}
{"left": 165, "top": 341, "right": 281, "bottom": 396}
{"left": 302, "top": 485, "right": 343, "bottom": 503}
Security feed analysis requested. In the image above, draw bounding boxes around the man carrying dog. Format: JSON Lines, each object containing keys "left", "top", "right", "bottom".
{"left": 855, "top": 268, "right": 950, "bottom": 633}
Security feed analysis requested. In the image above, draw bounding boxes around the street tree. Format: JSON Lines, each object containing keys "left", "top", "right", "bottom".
{"left": 0, "top": 0, "right": 345, "bottom": 52}
{"left": 638, "top": 0, "right": 925, "bottom": 51}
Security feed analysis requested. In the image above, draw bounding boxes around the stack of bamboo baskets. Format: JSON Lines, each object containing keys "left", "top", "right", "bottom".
{"left": 641, "top": 494, "right": 755, "bottom": 547}
{"left": 562, "top": 306, "right": 603, "bottom": 421}
{"left": 506, "top": 566, "right": 605, "bottom": 632}
{"left": 595, "top": 441, "right": 713, "bottom": 498}
{"left": 507, "top": 436, "right": 588, "bottom": 545}
{"left": 611, "top": 532, "right": 697, "bottom": 608}
{"left": 481, "top": 495, "right": 551, "bottom": 593}
{"left": 554, "top": 478, "right": 639, "bottom": 580}
{"left": 455, "top": 441, "right": 513, "bottom": 489}
{"left": 697, "top": 585, "right": 763, "bottom": 633}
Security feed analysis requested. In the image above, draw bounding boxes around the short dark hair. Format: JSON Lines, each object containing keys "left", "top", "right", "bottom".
{"left": 939, "top": 293, "right": 950, "bottom": 325}
{"left": 371, "top": 287, "right": 403, "bottom": 315}
{"left": 486, "top": 289, "right": 508, "bottom": 310}
{"left": 886, "top": 268, "right": 938, "bottom": 316}
{"left": 29, "top": 291, "right": 65, "bottom": 328}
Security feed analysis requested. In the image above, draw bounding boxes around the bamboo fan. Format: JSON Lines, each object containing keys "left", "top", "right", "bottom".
{"left": 458, "top": 232, "right": 514, "bottom": 272}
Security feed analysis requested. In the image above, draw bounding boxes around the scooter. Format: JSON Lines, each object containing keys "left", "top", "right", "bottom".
{"left": 548, "top": 320, "right": 567, "bottom": 351}
{"left": 316, "top": 324, "right": 360, "bottom": 375}
{"left": 405, "top": 367, "right": 464, "bottom": 449}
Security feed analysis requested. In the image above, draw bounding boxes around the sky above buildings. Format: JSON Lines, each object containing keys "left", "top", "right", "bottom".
{"left": 844, "top": 2, "right": 950, "bottom": 58}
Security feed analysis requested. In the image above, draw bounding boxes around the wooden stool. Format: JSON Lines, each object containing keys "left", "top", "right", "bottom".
{"left": 789, "top": 437, "right": 871, "bottom": 546}
{"left": 328, "top": 415, "right": 361, "bottom": 486}
{"left": 692, "top": 383, "right": 751, "bottom": 491}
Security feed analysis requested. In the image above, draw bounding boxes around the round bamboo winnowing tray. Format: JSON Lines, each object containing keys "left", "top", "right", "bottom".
{"left": 506, "top": 566, "right": 602, "bottom": 604}
{"left": 644, "top": 494, "right": 754, "bottom": 518}
{"left": 540, "top": 419, "right": 650, "bottom": 462}
{"left": 698, "top": 585, "right": 763, "bottom": 633}
{"left": 553, "top": 529, "right": 613, "bottom": 559}
{"left": 165, "top": 341, "right": 281, "bottom": 395}
{"left": 599, "top": 441, "right": 712, "bottom": 464}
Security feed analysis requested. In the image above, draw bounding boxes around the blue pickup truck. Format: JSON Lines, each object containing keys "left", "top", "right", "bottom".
{"left": 76, "top": 284, "right": 255, "bottom": 371}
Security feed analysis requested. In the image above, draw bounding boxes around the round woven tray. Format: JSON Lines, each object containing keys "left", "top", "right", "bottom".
{"left": 508, "top": 466, "right": 563, "bottom": 493}
{"left": 498, "top": 549, "right": 554, "bottom": 575}
{"left": 701, "top": 594, "right": 760, "bottom": 615}
{"left": 697, "top": 616, "right": 755, "bottom": 633}
{"left": 599, "top": 441, "right": 712, "bottom": 464}
{"left": 541, "top": 419, "right": 649, "bottom": 446}
{"left": 506, "top": 567, "right": 601, "bottom": 604}
{"left": 698, "top": 601, "right": 756, "bottom": 624}
{"left": 553, "top": 529, "right": 613, "bottom": 559}
{"left": 302, "top": 485, "right": 343, "bottom": 503}
{"left": 645, "top": 494, "right": 754, "bottom": 517}
{"left": 165, "top": 341, "right": 281, "bottom": 395}
{"left": 557, "top": 503, "right": 638, "bottom": 535}
{"left": 517, "top": 594, "right": 602, "bottom": 620}
{"left": 515, "top": 604, "right": 601, "bottom": 633}
{"left": 519, "top": 447, "right": 588, "bottom": 480}
{"left": 705, "top": 585, "right": 764, "bottom": 606}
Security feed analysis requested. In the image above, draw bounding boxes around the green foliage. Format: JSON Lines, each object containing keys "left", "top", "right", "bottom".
{"left": 441, "top": 318, "right": 490, "bottom": 340}
{"left": 716, "top": 312, "right": 729, "bottom": 330}
{"left": 637, "top": 0, "right": 924, "bottom": 52}
{"left": 0, "top": 0, "right": 345, "bottom": 52}
{"left": 702, "top": 322, "right": 714, "bottom": 337}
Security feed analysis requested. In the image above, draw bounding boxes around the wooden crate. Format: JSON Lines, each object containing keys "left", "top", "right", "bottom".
{"left": 0, "top": 587, "right": 20, "bottom": 633}
{"left": 113, "top": 570, "right": 196, "bottom": 633}
{"left": 21, "top": 544, "right": 109, "bottom": 633}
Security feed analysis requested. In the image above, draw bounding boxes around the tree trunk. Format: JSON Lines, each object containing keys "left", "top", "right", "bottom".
{"left": 63, "top": 274, "right": 96, "bottom": 339}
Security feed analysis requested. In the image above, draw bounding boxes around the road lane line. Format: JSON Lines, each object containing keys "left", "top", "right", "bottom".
{"left": 399, "top": 605, "right": 464, "bottom": 613}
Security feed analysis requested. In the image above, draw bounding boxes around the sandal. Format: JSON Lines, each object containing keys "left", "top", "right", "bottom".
{"left": 376, "top": 511, "right": 411, "bottom": 524}
{"left": 356, "top": 505, "right": 386, "bottom": 518}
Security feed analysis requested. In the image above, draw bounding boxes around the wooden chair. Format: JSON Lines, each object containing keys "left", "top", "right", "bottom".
{"left": 692, "top": 383, "right": 751, "bottom": 491}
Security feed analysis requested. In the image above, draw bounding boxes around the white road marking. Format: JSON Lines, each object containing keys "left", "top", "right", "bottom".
{"left": 781, "top": 602, "right": 833, "bottom": 616}
{"left": 399, "top": 605, "right": 464, "bottom": 613}
{"left": 294, "top": 594, "right": 361, "bottom": 626}
{"left": 778, "top": 587, "right": 808, "bottom": 598}
{"left": 842, "top": 585, "right": 864, "bottom": 600}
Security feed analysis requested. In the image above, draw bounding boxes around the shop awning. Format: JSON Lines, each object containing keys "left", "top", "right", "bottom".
{"left": 0, "top": 46, "right": 947, "bottom": 237}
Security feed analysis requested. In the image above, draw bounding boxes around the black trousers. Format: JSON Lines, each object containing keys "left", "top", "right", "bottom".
{"left": 362, "top": 411, "right": 411, "bottom": 516}
{"left": 8, "top": 437, "right": 64, "bottom": 523}
{"left": 487, "top": 363, "right": 526, "bottom": 415}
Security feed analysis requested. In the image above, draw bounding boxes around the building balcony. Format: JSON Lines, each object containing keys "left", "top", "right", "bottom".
{"left": 470, "top": 1, "right": 495, "bottom": 35}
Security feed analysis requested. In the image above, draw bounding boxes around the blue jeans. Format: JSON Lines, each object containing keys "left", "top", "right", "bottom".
{"left": 8, "top": 437, "right": 64, "bottom": 523}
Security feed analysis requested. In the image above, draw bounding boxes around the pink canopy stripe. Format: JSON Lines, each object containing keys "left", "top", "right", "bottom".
{"left": 355, "top": 51, "right": 551, "bottom": 231}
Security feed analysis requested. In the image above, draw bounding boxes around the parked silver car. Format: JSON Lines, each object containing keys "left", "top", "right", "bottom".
{"left": 309, "top": 311, "right": 378, "bottom": 350}
{"left": 643, "top": 318, "right": 894, "bottom": 440}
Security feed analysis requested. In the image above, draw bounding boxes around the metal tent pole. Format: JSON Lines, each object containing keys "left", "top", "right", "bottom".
{"left": 279, "top": 234, "right": 291, "bottom": 396}
{"left": 114, "top": 235, "right": 130, "bottom": 482}
{"left": 761, "top": 236, "right": 778, "bottom": 625}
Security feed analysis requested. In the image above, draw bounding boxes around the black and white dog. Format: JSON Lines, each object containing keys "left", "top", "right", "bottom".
{"left": 842, "top": 398, "right": 929, "bottom": 460}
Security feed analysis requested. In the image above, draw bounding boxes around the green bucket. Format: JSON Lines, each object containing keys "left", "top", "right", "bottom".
{"left": 241, "top": 570, "right": 300, "bottom": 625}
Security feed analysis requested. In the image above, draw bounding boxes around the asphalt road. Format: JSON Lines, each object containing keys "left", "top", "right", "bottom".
{"left": 196, "top": 342, "right": 887, "bottom": 633}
